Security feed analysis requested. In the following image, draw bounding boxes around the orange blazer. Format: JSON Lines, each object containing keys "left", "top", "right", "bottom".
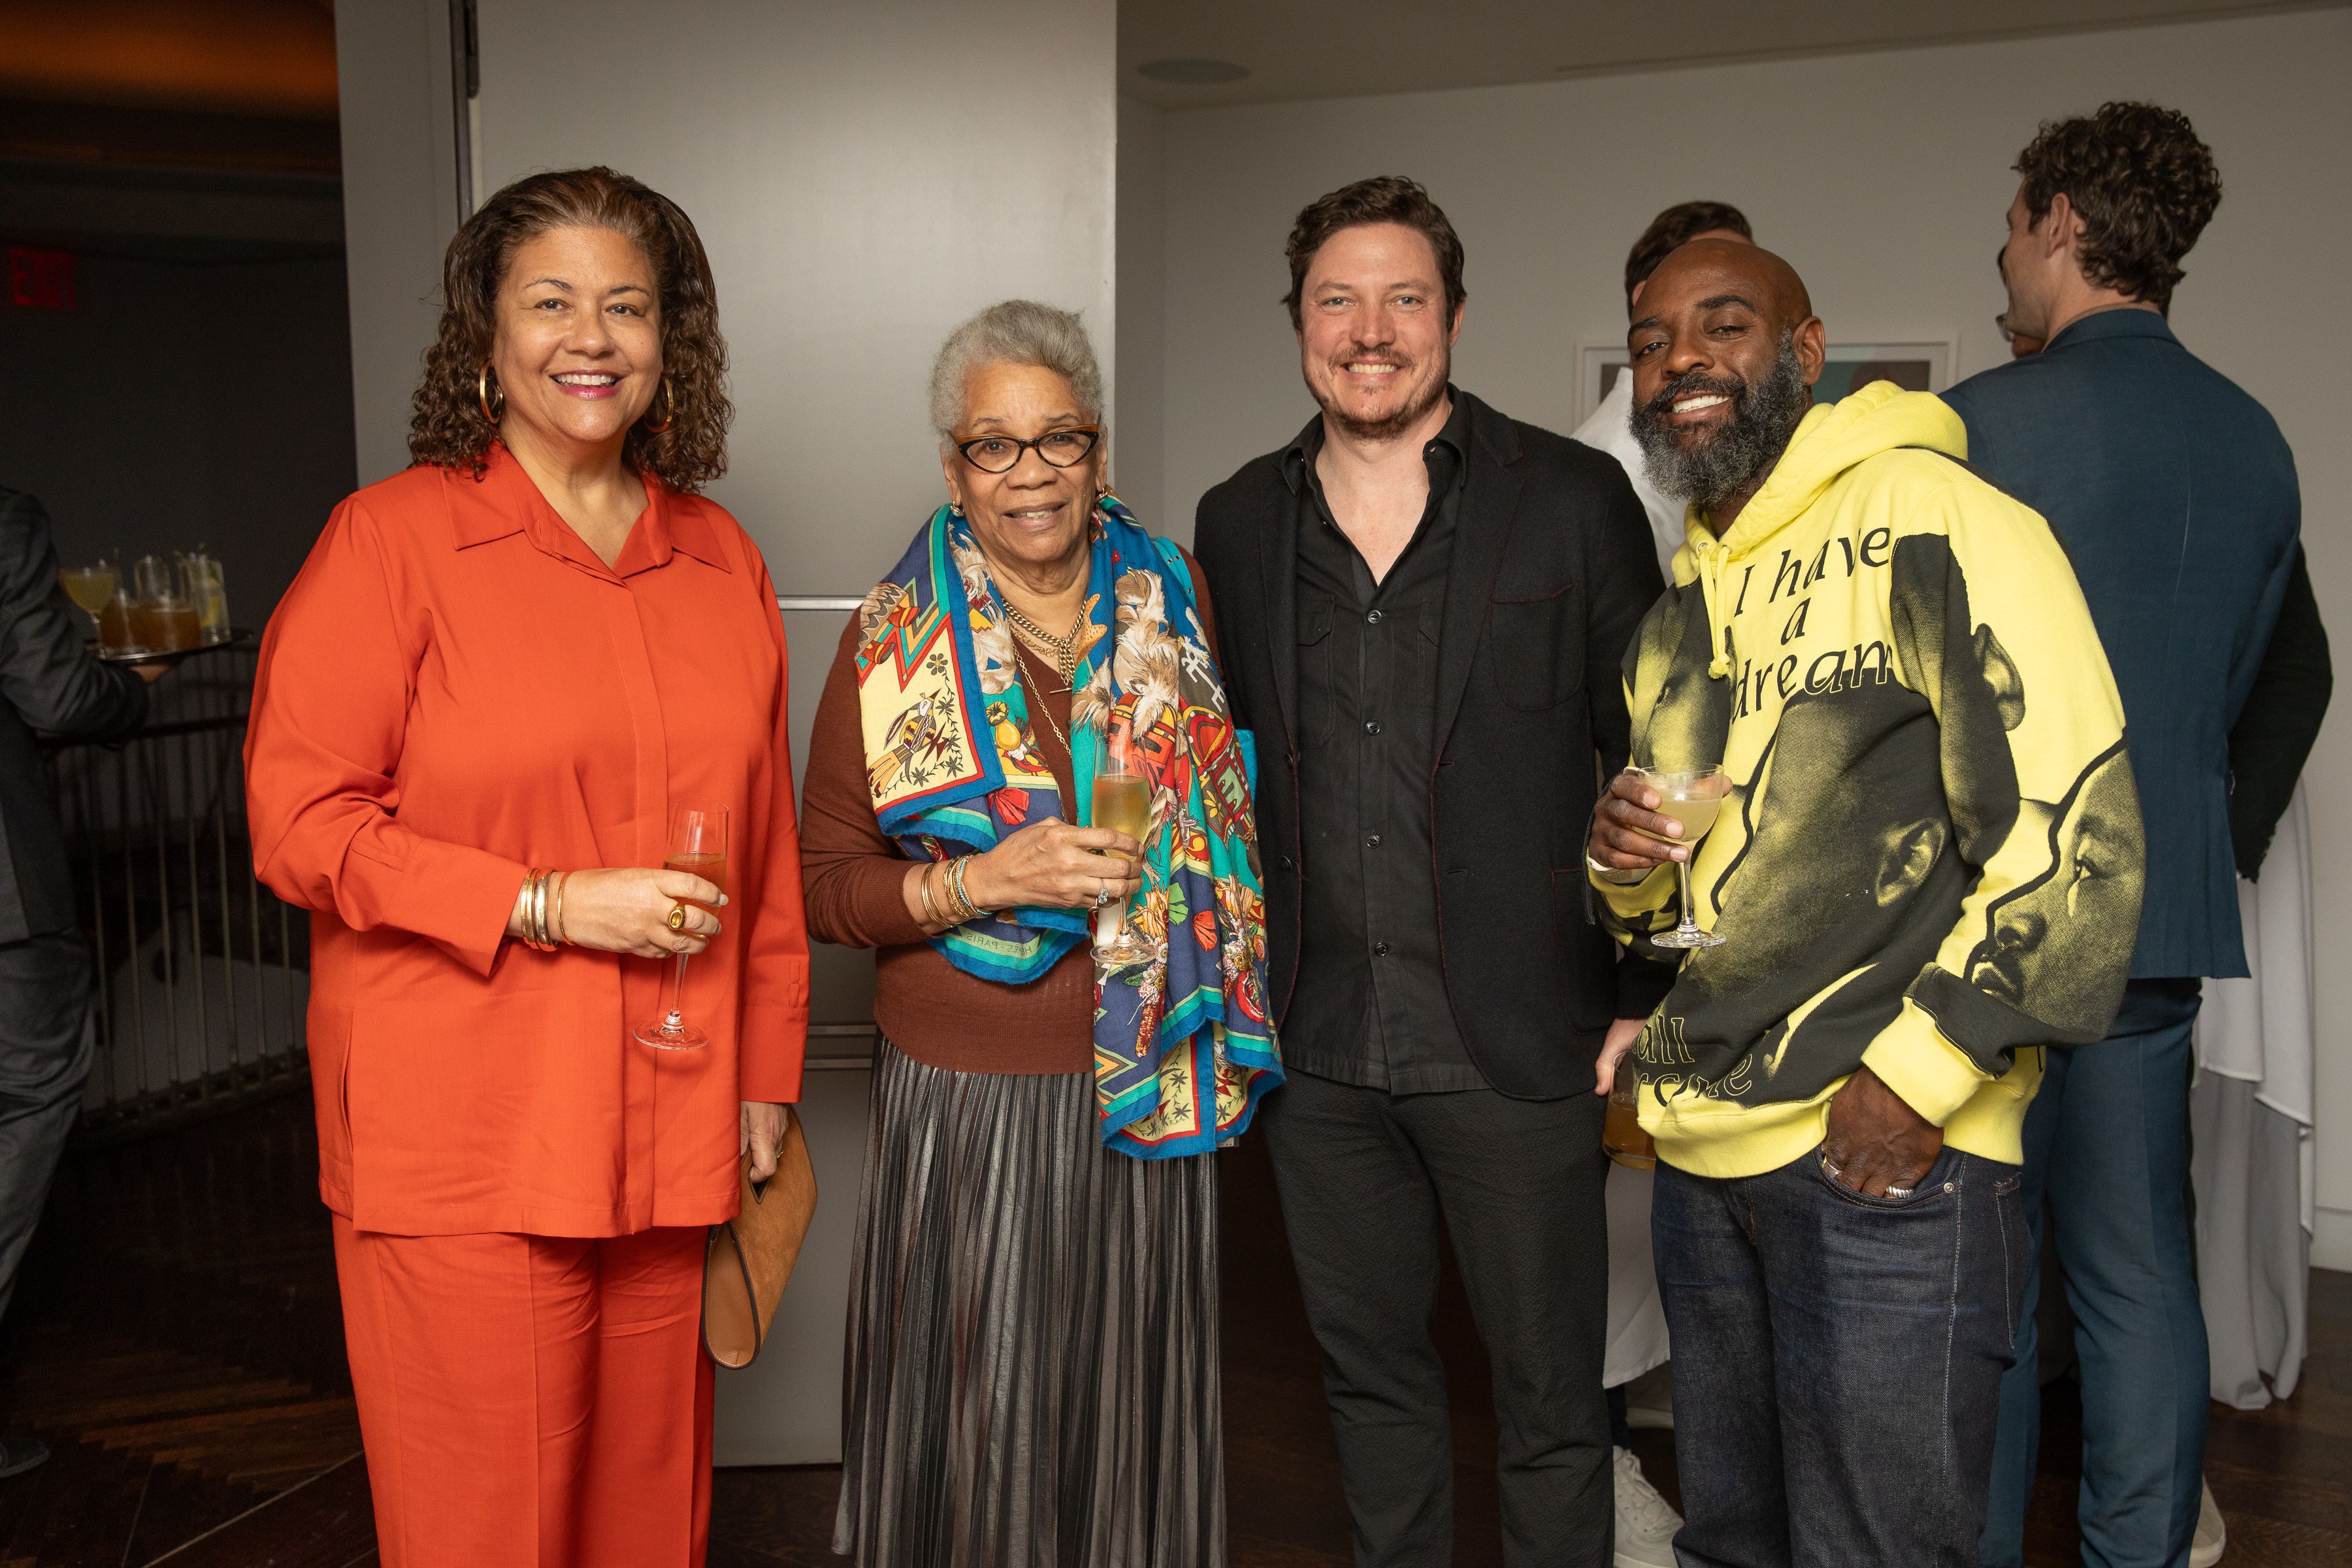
{"left": 246, "top": 446, "right": 809, "bottom": 1237}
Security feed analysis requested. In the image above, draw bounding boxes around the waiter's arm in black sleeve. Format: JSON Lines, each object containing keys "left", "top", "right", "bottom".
{"left": 0, "top": 489, "right": 150, "bottom": 740}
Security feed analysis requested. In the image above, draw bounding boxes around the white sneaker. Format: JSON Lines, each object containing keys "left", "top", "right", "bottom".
{"left": 1625, "top": 1362, "right": 1674, "bottom": 1431}
{"left": 2190, "top": 1477, "right": 2226, "bottom": 1567}
{"left": 1614, "top": 1445, "right": 1682, "bottom": 1568}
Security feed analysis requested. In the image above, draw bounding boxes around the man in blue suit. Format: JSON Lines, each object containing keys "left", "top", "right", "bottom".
{"left": 1946, "top": 103, "right": 2302, "bottom": 1568}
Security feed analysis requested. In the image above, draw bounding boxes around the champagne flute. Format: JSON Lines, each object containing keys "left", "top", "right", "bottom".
{"left": 634, "top": 803, "right": 729, "bottom": 1051}
{"left": 1089, "top": 721, "right": 1154, "bottom": 966}
{"left": 1637, "top": 765, "right": 1729, "bottom": 951}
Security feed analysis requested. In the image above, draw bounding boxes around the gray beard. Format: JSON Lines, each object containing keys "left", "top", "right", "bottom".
{"left": 1633, "top": 334, "right": 1809, "bottom": 514}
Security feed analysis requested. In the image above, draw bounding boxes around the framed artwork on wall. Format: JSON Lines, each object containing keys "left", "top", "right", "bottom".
{"left": 1575, "top": 340, "right": 1955, "bottom": 427}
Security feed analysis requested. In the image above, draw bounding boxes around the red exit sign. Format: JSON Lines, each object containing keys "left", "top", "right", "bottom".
{"left": 8, "top": 248, "right": 76, "bottom": 310}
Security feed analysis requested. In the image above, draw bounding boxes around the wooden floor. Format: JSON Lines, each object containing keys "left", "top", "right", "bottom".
{"left": 1, "top": 1092, "right": 2345, "bottom": 1565}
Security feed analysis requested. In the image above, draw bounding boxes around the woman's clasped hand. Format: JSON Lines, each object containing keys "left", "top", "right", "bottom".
{"left": 512, "top": 866, "right": 727, "bottom": 957}
{"left": 903, "top": 821, "right": 1144, "bottom": 930}
{"left": 965, "top": 821, "right": 1145, "bottom": 911}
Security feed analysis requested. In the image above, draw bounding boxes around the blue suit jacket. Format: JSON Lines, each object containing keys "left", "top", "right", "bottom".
{"left": 1944, "top": 310, "right": 2299, "bottom": 979}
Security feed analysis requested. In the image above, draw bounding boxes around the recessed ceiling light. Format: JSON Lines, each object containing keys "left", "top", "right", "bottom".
{"left": 1137, "top": 57, "right": 1250, "bottom": 85}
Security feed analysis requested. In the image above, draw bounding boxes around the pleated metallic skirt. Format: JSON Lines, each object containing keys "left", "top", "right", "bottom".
{"left": 832, "top": 1038, "right": 1225, "bottom": 1568}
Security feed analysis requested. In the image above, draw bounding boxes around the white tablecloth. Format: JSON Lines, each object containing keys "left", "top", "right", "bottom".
{"left": 2190, "top": 782, "right": 2314, "bottom": 1407}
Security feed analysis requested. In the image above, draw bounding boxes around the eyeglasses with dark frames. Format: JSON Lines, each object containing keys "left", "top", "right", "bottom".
{"left": 955, "top": 425, "right": 1101, "bottom": 475}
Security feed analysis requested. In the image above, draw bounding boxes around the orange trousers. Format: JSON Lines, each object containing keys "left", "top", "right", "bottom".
{"left": 332, "top": 1218, "right": 714, "bottom": 1567}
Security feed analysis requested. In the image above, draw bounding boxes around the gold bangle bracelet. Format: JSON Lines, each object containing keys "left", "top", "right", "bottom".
{"left": 947, "top": 856, "right": 981, "bottom": 923}
{"left": 917, "top": 862, "right": 944, "bottom": 928}
{"left": 523, "top": 868, "right": 557, "bottom": 953}
{"left": 549, "top": 870, "right": 568, "bottom": 947}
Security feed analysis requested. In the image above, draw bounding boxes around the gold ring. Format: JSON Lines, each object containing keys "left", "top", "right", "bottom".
{"left": 666, "top": 904, "right": 689, "bottom": 931}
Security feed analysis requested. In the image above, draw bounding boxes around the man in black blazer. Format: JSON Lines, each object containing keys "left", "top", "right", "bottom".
{"left": 0, "top": 487, "right": 153, "bottom": 1478}
{"left": 1192, "top": 178, "right": 1669, "bottom": 1566}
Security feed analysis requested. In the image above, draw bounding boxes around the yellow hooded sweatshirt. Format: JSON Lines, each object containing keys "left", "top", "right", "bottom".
{"left": 1595, "top": 384, "right": 2142, "bottom": 1179}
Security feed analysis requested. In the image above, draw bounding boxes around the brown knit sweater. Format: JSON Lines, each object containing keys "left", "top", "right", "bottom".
{"left": 799, "top": 553, "right": 1218, "bottom": 1075}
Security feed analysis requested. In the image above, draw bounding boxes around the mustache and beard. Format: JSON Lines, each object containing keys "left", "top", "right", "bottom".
{"left": 1632, "top": 330, "right": 1810, "bottom": 513}
{"left": 1311, "top": 342, "right": 1452, "bottom": 442}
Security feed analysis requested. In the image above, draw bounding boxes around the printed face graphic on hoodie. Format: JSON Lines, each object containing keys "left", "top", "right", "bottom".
{"left": 1599, "top": 383, "right": 2143, "bottom": 1181}
{"left": 1966, "top": 743, "right": 2144, "bottom": 1037}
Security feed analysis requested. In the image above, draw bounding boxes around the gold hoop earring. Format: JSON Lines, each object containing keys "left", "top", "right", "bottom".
{"left": 477, "top": 364, "right": 504, "bottom": 425}
{"left": 642, "top": 376, "right": 675, "bottom": 434}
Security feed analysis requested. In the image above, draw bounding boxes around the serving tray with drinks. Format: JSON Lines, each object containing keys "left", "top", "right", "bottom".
{"left": 62, "top": 551, "right": 247, "bottom": 662}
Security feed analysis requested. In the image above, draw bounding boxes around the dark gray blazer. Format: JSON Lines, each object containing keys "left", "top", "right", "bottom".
{"left": 1192, "top": 391, "right": 1673, "bottom": 1100}
{"left": 1944, "top": 310, "right": 2299, "bottom": 980}
{"left": 0, "top": 488, "right": 148, "bottom": 945}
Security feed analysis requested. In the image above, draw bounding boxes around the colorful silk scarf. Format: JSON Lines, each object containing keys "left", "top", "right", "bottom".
{"left": 855, "top": 495, "right": 1282, "bottom": 1158}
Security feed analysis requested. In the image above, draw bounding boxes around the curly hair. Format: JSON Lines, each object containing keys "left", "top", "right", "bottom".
{"left": 1281, "top": 175, "right": 1465, "bottom": 331}
{"left": 407, "top": 167, "right": 732, "bottom": 490}
{"left": 2014, "top": 102, "right": 2220, "bottom": 312}
{"left": 1624, "top": 201, "right": 1752, "bottom": 301}
{"left": 927, "top": 301, "right": 1105, "bottom": 446}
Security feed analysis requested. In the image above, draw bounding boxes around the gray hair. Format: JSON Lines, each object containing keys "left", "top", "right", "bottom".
{"left": 927, "top": 299, "right": 1105, "bottom": 445}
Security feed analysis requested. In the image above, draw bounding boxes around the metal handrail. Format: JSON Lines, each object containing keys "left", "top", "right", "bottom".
{"left": 45, "top": 648, "right": 308, "bottom": 1139}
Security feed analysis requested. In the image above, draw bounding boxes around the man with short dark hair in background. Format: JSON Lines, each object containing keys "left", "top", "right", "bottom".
{"left": 1943, "top": 103, "right": 2310, "bottom": 1568}
{"left": 1573, "top": 201, "right": 1755, "bottom": 578}
{"left": 1194, "top": 176, "right": 1669, "bottom": 1566}
{"left": 0, "top": 487, "right": 157, "bottom": 1477}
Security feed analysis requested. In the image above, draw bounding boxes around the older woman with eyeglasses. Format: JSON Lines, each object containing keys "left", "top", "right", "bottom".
{"left": 800, "top": 300, "right": 1282, "bottom": 1566}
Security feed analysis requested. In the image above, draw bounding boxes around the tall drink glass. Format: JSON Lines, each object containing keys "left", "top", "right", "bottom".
{"left": 1637, "top": 765, "right": 1729, "bottom": 951}
{"left": 634, "top": 803, "right": 729, "bottom": 1051}
{"left": 1089, "top": 722, "right": 1153, "bottom": 966}
{"left": 131, "top": 555, "right": 200, "bottom": 651}
{"left": 185, "top": 553, "right": 229, "bottom": 644}
{"left": 98, "top": 587, "right": 145, "bottom": 656}
{"left": 1603, "top": 1070, "right": 1657, "bottom": 1169}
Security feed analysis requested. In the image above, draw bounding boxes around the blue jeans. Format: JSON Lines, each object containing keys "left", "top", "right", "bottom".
{"left": 1652, "top": 1143, "right": 2027, "bottom": 1568}
{"left": 1982, "top": 979, "right": 2206, "bottom": 1568}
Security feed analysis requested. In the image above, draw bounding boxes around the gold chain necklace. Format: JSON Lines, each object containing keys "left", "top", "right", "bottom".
{"left": 1002, "top": 600, "right": 1083, "bottom": 689}
{"left": 1013, "top": 642, "right": 1073, "bottom": 764}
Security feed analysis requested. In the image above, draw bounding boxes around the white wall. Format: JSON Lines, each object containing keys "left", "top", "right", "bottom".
{"left": 474, "top": 0, "right": 1117, "bottom": 600}
{"left": 333, "top": 0, "right": 468, "bottom": 487}
{"left": 1115, "top": 94, "right": 1168, "bottom": 527}
{"left": 1147, "top": 8, "right": 2352, "bottom": 1262}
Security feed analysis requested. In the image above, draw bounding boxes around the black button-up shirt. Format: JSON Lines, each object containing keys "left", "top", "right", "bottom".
{"left": 1282, "top": 394, "right": 1485, "bottom": 1094}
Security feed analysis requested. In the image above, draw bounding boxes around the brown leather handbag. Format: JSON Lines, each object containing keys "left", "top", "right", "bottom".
{"left": 702, "top": 1107, "right": 818, "bottom": 1368}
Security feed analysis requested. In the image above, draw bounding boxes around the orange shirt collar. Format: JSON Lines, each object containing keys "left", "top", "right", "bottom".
{"left": 444, "top": 442, "right": 730, "bottom": 576}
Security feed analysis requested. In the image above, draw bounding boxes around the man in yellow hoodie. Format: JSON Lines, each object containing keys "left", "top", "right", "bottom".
{"left": 1586, "top": 240, "right": 2142, "bottom": 1568}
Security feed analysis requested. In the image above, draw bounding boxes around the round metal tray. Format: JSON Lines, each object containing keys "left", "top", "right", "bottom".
{"left": 91, "top": 628, "right": 257, "bottom": 664}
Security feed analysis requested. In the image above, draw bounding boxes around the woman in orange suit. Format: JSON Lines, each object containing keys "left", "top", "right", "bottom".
{"left": 244, "top": 167, "right": 808, "bottom": 1567}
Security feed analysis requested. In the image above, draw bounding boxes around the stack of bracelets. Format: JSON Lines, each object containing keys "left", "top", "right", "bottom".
{"left": 915, "top": 855, "right": 990, "bottom": 928}
{"left": 519, "top": 867, "right": 569, "bottom": 952}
